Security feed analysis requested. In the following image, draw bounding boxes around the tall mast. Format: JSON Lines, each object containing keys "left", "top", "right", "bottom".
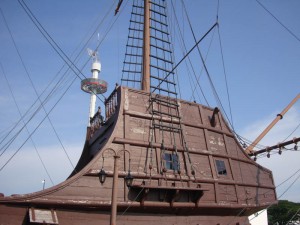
{"left": 121, "top": 0, "right": 174, "bottom": 93}
{"left": 141, "top": 0, "right": 150, "bottom": 92}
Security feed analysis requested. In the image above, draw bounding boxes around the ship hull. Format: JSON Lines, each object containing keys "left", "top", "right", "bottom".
{"left": 0, "top": 87, "right": 276, "bottom": 224}
{"left": 0, "top": 204, "right": 253, "bottom": 225}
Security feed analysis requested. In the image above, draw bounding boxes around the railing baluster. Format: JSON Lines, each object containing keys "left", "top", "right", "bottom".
{"left": 104, "top": 89, "right": 118, "bottom": 121}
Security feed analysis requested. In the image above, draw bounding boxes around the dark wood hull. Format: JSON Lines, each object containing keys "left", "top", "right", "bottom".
{"left": 0, "top": 87, "right": 276, "bottom": 224}
{"left": 0, "top": 204, "right": 255, "bottom": 225}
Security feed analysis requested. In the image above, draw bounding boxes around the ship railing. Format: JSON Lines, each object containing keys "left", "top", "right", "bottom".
{"left": 89, "top": 88, "right": 118, "bottom": 139}
{"left": 105, "top": 88, "right": 118, "bottom": 121}
{"left": 89, "top": 108, "right": 104, "bottom": 138}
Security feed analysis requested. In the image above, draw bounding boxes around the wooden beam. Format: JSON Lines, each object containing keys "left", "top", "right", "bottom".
{"left": 248, "top": 137, "right": 300, "bottom": 157}
{"left": 246, "top": 93, "right": 300, "bottom": 153}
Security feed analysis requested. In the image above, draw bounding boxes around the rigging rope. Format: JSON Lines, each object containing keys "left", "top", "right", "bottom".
{"left": 227, "top": 155, "right": 300, "bottom": 224}
{"left": 18, "top": 0, "right": 85, "bottom": 80}
{"left": 188, "top": 30, "right": 216, "bottom": 106}
{"left": 180, "top": 2, "right": 235, "bottom": 133}
{"left": 18, "top": 0, "right": 107, "bottom": 103}
{"left": 0, "top": 11, "right": 74, "bottom": 159}
{"left": 151, "top": 22, "right": 218, "bottom": 94}
{"left": 172, "top": 1, "right": 210, "bottom": 106}
{"left": 177, "top": 0, "right": 239, "bottom": 140}
{"left": 217, "top": 23, "right": 234, "bottom": 129}
{"left": 0, "top": 7, "right": 74, "bottom": 170}
{"left": 0, "top": 76, "right": 78, "bottom": 172}
{"left": 255, "top": 0, "right": 300, "bottom": 44}
{"left": 248, "top": 169, "right": 300, "bottom": 223}
{"left": 0, "top": 68, "right": 76, "bottom": 155}
{"left": 0, "top": 1, "right": 121, "bottom": 170}
{"left": 84, "top": 0, "right": 127, "bottom": 89}
{"left": 283, "top": 121, "right": 300, "bottom": 142}
{"left": 0, "top": 62, "right": 54, "bottom": 185}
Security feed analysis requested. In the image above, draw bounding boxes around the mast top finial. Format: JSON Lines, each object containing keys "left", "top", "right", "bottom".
{"left": 87, "top": 48, "right": 101, "bottom": 73}
{"left": 87, "top": 48, "right": 100, "bottom": 63}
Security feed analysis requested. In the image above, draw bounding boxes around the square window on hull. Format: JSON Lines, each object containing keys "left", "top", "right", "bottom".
{"left": 215, "top": 159, "right": 227, "bottom": 175}
{"left": 163, "top": 153, "right": 179, "bottom": 171}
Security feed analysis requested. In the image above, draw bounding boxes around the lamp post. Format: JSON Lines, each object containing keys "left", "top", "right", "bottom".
{"left": 111, "top": 154, "right": 119, "bottom": 225}
{"left": 100, "top": 148, "right": 133, "bottom": 225}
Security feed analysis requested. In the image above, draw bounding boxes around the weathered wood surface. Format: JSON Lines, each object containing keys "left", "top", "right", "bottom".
{"left": 0, "top": 86, "right": 276, "bottom": 224}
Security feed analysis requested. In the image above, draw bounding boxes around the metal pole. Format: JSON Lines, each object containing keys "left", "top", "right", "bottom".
{"left": 110, "top": 155, "right": 120, "bottom": 225}
{"left": 141, "top": 0, "right": 150, "bottom": 92}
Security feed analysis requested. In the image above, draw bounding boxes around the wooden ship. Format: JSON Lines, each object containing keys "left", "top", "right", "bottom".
{"left": 0, "top": 0, "right": 280, "bottom": 224}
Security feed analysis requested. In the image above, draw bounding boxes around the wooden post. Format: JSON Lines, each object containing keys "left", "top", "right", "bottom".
{"left": 110, "top": 155, "right": 120, "bottom": 225}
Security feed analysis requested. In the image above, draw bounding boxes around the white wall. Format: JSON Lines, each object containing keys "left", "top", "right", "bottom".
{"left": 249, "top": 210, "right": 268, "bottom": 225}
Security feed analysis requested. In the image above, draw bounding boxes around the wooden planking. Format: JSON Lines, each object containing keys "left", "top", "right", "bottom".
{"left": 192, "top": 154, "right": 213, "bottom": 179}
{"left": 49, "top": 176, "right": 127, "bottom": 201}
{"left": 69, "top": 175, "right": 104, "bottom": 188}
{"left": 128, "top": 89, "right": 149, "bottom": 113}
{"left": 199, "top": 183, "right": 216, "bottom": 202}
{"left": 88, "top": 143, "right": 125, "bottom": 172}
{"left": 158, "top": 127, "right": 182, "bottom": 147}
{"left": 218, "top": 110, "right": 231, "bottom": 133}
{"left": 232, "top": 162, "right": 272, "bottom": 186}
{"left": 56, "top": 210, "right": 250, "bottom": 225}
{"left": 236, "top": 186, "right": 276, "bottom": 205}
{"left": 201, "top": 106, "right": 215, "bottom": 128}
{"left": 102, "top": 87, "right": 275, "bottom": 208}
{"left": 257, "top": 187, "right": 277, "bottom": 203}
{"left": 113, "top": 110, "right": 125, "bottom": 138}
{"left": 230, "top": 160, "right": 244, "bottom": 183}
{"left": 127, "top": 116, "right": 150, "bottom": 142}
{"left": 0, "top": 87, "right": 277, "bottom": 224}
{"left": 184, "top": 126, "right": 206, "bottom": 152}
{"left": 231, "top": 159, "right": 274, "bottom": 186}
{"left": 218, "top": 184, "right": 238, "bottom": 203}
{"left": 180, "top": 102, "right": 202, "bottom": 126}
{"left": 206, "top": 131, "right": 227, "bottom": 155}
{"left": 129, "top": 145, "right": 156, "bottom": 174}
{"left": 57, "top": 211, "right": 110, "bottom": 225}
{"left": 257, "top": 169, "right": 275, "bottom": 186}
{"left": 0, "top": 205, "right": 252, "bottom": 225}
{"left": 236, "top": 185, "right": 248, "bottom": 204}
{"left": 226, "top": 136, "right": 250, "bottom": 161}
{"left": 154, "top": 99, "right": 178, "bottom": 117}
{"left": 0, "top": 205, "right": 27, "bottom": 225}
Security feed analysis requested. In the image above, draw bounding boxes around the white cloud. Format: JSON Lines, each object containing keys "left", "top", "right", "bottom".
{"left": 241, "top": 107, "right": 300, "bottom": 144}
{"left": 0, "top": 142, "right": 82, "bottom": 196}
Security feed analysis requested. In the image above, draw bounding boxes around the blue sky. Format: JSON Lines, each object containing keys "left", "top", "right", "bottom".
{"left": 0, "top": 0, "right": 299, "bottom": 203}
